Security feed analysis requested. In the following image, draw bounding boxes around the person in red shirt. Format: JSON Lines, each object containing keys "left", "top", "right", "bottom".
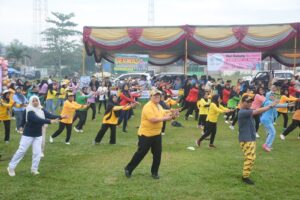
{"left": 182, "top": 84, "right": 199, "bottom": 120}
{"left": 118, "top": 83, "right": 137, "bottom": 132}
{"left": 222, "top": 85, "right": 231, "bottom": 106}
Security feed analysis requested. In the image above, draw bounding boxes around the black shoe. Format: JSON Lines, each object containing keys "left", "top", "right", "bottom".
{"left": 152, "top": 173, "right": 160, "bottom": 179}
{"left": 124, "top": 168, "right": 131, "bottom": 178}
{"left": 242, "top": 177, "right": 254, "bottom": 185}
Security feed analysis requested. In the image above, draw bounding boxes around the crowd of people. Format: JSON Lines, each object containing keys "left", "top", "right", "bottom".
{"left": 1, "top": 73, "right": 300, "bottom": 185}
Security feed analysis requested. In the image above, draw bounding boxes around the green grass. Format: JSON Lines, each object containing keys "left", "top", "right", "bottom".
{"left": 0, "top": 105, "right": 300, "bottom": 200}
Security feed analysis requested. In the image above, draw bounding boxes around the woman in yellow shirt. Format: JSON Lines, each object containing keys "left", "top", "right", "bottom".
{"left": 0, "top": 90, "right": 14, "bottom": 143}
{"left": 197, "top": 92, "right": 210, "bottom": 130}
{"left": 196, "top": 94, "right": 230, "bottom": 148}
{"left": 50, "top": 92, "right": 87, "bottom": 145}
{"left": 94, "top": 94, "right": 135, "bottom": 144}
{"left": 277, "top": 88, "right": 298, "bottom": 131}
{"left": 45, "top": 84, "right": 58, "bottom": 114}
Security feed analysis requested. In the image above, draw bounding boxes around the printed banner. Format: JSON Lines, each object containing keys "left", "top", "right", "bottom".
{"left": 79, "top": 76, "right": 91, "bottom": 89}
{"left": 114, "top": 54, "right": 149, "bottom": 73}
{"left": 207, "top": 52, "right": 261, "bottom": 71}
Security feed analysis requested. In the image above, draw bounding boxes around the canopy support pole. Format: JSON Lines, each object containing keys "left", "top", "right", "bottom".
{"left": 184, "top": 38, "right": 188, "bottom": 74}
{"left": 293, "top": 35, "right": 298, "bottom": 73}
{"left": 82, "top": 47, "right": 86, "bottom": 75}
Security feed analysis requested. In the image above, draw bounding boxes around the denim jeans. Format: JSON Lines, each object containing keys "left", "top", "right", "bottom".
{"left": 262, "top": 122, "right": 276, "bottom": 148}
{"left": 46, "top": 99, "right": 55, "bottom": 113}
{"left": 14, "top": 110, "right": 24, "bottom": 130}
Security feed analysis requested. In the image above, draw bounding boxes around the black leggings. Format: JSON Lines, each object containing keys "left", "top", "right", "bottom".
{"left": 1, "top": 120, "right": 10, "bottom": 141}
{"left": 282, "top": 119, "right": 300, "bottom": 136}
{"left": 277, "top": 112, "right": 288, "bottom": 128}
{"left": 198, "top": 121, "right": 217, "bottom": 145}
{"left": 253, "top": 114, "right": 261, "bottom": 132}
{"left": 75, "top": 110, "right": 88, "bottom": 130}
{"left": 182, "top": 102, "right": 197, "bottom": 118}
{"left": 198, "top": 114, "right": 207, "bottom": 126}
{"left": 88, "top": 103, "right": 96, "bottom": 120}
{"left": 98, "top": 100, "right": 107, "bottom": 113}
{"left": 95, "top": 123, "right": 116, "bottom": 144}
{"left": 52, "top": 122, "right": 72, "bottom": 142}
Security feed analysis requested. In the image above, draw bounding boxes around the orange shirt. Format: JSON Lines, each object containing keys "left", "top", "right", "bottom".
{"left": 293, "top": 110, "right": 300, "bottom": 120}
{"left": 277, "top": 95, "right": 298, "bottom": 113}
{"left": 60, "top": 100, "right": 83, "bottom": 124}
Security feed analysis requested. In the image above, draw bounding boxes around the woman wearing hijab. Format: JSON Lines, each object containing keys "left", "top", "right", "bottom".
{"left": 7, "top": 96, "right": 60, "bottom": 177}
{"left": 94, "top": 95, "right": 135, "bottom": 144}
{"left": 260, "top": 92, "right": 291, "bottom": 152}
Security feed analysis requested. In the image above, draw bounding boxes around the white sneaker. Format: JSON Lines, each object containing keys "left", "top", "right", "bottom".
{"left": 256, "top": 133, "right": 260, "bottom": 138}
{"left": 40, "top": 152, "right": 44, "bottom": 158}
{"left": 223, "top": 115, "right": 227, "bottom": 119}
{"left": 280, "top": 134, "right": 285, "bottom": 140}
{"left": 5, "top": 141, "right": 9, "bottom": 144}
{"left": 229, "top": 125, "right": 234, "bottom": 130}
{"left": 11, "top": 117, "right": 16, "bottom": 120}
{"left": 74, "top": 127, "right": 80, "bottom": 133}
{"left": 161, "top": 132, "right": 165, "bottom": 135}
{"left": 65, "top": 142, "right": 71, "bottom": 145}
{"left": 273, "top": 122, "right": 277, "bottom": 125}
{"left": 225, "top": 120, "right": 229, "bottom": 124}
{"left": 298, "top": 136, "right": 300, "bottom": 140}
{"left": 31, "top": 170, "right": 40, "bottom": 175}
{"left": 189, "top": 115, "right": 193, "bottom": 118}
{"left": 79, "top": 129, "right": 84, "bottom": 133}
{"left": 7, "top": 167, "right": 15, "bottom": 177}
{"left": 49, "top": 136, "right": 54, "bottom": 143}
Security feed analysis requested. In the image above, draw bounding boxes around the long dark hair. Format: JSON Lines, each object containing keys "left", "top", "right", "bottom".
{"left": 122, "top": 83, "right": 131, "bottom": 98}
{"left": 39, "top": 80, "right": 47, "bottom": 89}
{"left": 211, "top": 94, "right": 220, "bottom": 107}
{"left": 48, "top": 84, "right": 54, "bottom": 95}
{"left": 104, "top": 95, "right": 120, "bottom": 120}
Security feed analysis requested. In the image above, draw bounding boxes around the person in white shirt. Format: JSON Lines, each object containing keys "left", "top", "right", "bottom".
{"left": 97, "top": 82, "right": 108, "bottom": 113}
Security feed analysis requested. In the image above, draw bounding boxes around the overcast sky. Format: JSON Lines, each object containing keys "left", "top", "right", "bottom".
{"left": 1, "top": 0, "right": 300, "bottom": 46}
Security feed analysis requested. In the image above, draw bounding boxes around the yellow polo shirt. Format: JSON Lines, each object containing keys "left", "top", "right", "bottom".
{"left": 138, "top": 101, "right": 169, "bottom": 137}
{"left": 102, "top": 106, "right": 125, "bottom": 125}
{"left": 206, "top": 103, "right": 228, "bottom": 123}
{"left": 58, "top": 88, "right": 66, "bottom": 99}
{"left": 60, "top": 100, "right": 83, "bottom": 124}
{"left": 0, "top": 100, "right": 14, "bottom": 121}
{"left": 197, "top": 98, "right": 211, "bottom": 115}
{"left": 46, "top": 90, "right": 57, "bottom": 100}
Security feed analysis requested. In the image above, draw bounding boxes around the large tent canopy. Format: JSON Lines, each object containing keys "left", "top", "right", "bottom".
{"left": 83, "top": 23, "right": 300, "bottom": 67}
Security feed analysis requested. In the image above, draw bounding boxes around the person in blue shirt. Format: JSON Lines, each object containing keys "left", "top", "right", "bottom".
{"left": 12, "top": 86, "right": 28, "bottom": 133}
{"left": 7, "top": 95, "right": 61, "bottom": 177}
{"left": 260, "top": 92, "right": 292, "bottom": 152}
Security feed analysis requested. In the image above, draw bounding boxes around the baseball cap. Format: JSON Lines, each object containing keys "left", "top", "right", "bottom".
{"left": 150, "top": 89, "right": 162, "bottom": 96}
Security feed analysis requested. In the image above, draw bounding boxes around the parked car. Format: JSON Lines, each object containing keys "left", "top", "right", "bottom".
{"left": 113, "top": 72, "right": 151, "bottom": 87}
{"left": 251, "top": 70, "right": 294, "bottom": 87}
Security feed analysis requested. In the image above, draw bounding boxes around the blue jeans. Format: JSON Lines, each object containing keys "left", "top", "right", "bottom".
{"left": 262, "top": 122, "right": 276, "bottom": 148}
{"left": 56, "top": 98, "right": 64, "bottom": 108}
{"left": 46, "top": 99, "right": 55, "bottom": 113}
{"left": 14, "top": 110, "right": 24, "bottom": 130}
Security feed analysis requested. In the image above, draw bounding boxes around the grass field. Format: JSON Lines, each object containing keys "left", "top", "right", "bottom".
{"left": 0, "top": 104, "right": 300, "bottom": 200}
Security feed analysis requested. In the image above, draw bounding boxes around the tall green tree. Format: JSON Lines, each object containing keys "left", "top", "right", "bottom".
{"left": 6, "top": 39, "right": 30, "bottom": 68}
{"left": 42, "top": 12, "right": 81, "bottom": 76}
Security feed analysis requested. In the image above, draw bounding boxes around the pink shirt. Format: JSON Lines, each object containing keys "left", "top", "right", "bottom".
{"left": 251, "top": 94, "right": 266, "bottom": 109}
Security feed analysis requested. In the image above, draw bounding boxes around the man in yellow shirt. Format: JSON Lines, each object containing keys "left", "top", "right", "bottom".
{"left": 124, "top": 89, "right": 179, "bottom": 179}
{"left": 0, "top": 90, "right": 14, "bottom": 143}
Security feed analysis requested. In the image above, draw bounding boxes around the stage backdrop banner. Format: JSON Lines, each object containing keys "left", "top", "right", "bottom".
{"left": 207, "top": 52, "right": 261, "bottom": 71}
{"left": 114, "top": 54, "right": 149, "bottom": 73}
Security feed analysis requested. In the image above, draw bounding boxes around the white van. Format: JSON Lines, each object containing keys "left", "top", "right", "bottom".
{"left": 113, "top": 72, "right": 151, "bottom": 86}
